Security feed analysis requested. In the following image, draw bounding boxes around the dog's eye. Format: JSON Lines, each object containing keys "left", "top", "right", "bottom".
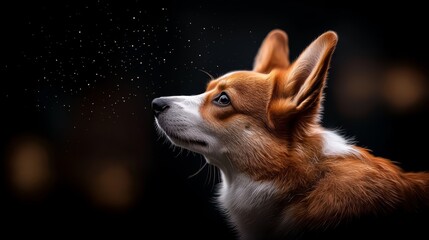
{"left": 213, "top": 92, "right": 231, "bottom": 106}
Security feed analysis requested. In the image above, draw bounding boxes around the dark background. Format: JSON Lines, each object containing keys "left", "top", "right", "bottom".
{"left": 1, "top": 1, "right": 429, "bottom": 238}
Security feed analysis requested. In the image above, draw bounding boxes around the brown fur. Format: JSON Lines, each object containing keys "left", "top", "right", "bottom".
{"left": 153, "top": 29, "right": 429, "bottom": 239}
{"left": 201, "top": 29, "right": 429, "bottom": 237}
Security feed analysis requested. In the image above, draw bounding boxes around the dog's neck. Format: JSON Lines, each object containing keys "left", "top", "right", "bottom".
{"left": 205, "top": 127, "right": 363, "bottom": 195}
{"left": 205, "top": 139, "right": 322, "bottom": 239}
{"left": 204, "top": 143, "right": 289, "bottom": 186}
{"left": 205, "top": 130, "right": 323, "bottom": 190}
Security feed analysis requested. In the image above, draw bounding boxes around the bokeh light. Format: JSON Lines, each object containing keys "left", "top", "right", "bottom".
{"left": 382, "top": 63, "right": 428, "bottom": 113}
{"left": 1, "top": 1, "right": 428, "bottom": 239}
{"left": 6, "top": 136, "right": 53, "bottom": 200}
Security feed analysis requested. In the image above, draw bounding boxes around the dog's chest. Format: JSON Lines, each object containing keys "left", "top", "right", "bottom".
{"left": 218, "top": 174, "right": 284, "bottom": 236}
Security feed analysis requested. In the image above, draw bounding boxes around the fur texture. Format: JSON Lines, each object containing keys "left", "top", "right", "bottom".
{"left": 152, "top": 29, "right": 429, "bottom": 239}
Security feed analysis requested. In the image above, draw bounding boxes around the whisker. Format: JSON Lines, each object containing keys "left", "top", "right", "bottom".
{"left": 210, "top": 165, "right": 218, "bottom": 191}
{"left": 199, "top": 69, "right": 215, "bottom": 80}
{"left": 216, "top": 168, "right": 220, "bottom": 186}
{"left": 207, "top": 161, "right": 212, "bottom": 186}
{"left": 188, "top": 159, "right": 208, "bottom": 179}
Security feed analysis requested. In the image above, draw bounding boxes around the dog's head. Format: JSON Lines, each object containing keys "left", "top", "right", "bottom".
{"left": 152, "top": 29, "right": 337, "bottom": 174}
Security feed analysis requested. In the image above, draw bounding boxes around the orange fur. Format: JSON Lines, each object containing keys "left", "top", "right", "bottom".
{"left": 201, "top": 29, "right": 429, "bottom": 236}
{"left": 153, "top": 29, "right": 429, "bottom": 239}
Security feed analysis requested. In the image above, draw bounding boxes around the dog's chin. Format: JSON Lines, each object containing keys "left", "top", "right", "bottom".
{"left": 155, "top": 119, "right": 209, "bottom": 154}
{"left": 167, "top": 134, "right": 208, "bottom": 154}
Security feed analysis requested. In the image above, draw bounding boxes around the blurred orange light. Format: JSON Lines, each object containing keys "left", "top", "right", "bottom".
{"left": 87, "top": 161, "right": 135, "bottom": 211}
{"left": 7, "top": 136, "right": 52, "bottom": 199}
{"left": 382, "top": 64, "right": 428, "bottom": 113}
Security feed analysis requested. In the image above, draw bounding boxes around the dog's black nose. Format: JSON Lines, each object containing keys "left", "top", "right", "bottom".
{"left": 152, "top": 98, "right": 170, "bottom": 116}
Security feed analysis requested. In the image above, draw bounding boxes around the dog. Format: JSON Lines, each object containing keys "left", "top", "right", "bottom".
{"left": 152, "top": 29, "right": 429, "bottom": 239}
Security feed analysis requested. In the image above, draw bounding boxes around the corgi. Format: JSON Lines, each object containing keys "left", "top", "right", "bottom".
{"left": 151, "top": 29, "right": 429, "bottom": 239}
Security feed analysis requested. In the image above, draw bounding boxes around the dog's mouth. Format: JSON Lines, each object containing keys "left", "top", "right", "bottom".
{"left": 155, "top": 118, "right": 208, "bottom": 148}
{"left": 167, "top": 132, "right": 208, "bottom": 147}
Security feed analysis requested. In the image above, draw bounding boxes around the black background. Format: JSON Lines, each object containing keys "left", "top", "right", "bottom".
{"left": 1, "top": 1, "right": 429, "bottom": 239}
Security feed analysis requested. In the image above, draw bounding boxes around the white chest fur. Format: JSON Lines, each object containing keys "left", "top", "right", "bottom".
{"left": 217, "top": 173, "right": 282, "bottom": 239}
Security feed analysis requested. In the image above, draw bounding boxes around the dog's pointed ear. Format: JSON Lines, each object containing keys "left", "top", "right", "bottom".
{"left": 268, "top": 31, "right": 338, "bottom": 132}
{"left": 253, "top": 29, "right": 290, "bottom": 73}
{"left": 287, "top": 31, "right": 337, "bottom": 112}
